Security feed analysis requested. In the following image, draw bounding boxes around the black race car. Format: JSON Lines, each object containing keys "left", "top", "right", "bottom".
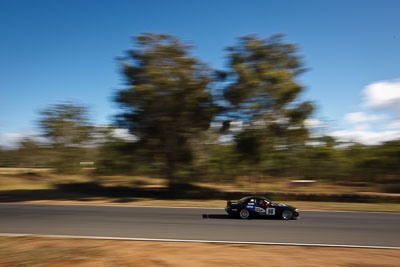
{"left": 225, "top": 196, "right": 299, "bottom": 220}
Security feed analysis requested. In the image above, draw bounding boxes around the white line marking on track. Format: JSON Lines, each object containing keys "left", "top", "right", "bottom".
{"left": 0, "top": 233, "right": 399, "bottom": 250}
{"left": 300, "top": 209, "right": 400, "bottom": 215}
{"left": 0, "top": 202, "right": 222, "bottom": 210}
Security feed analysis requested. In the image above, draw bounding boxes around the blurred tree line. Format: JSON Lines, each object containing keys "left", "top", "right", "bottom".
{"left": 0, "top": 33, "right": 399, "bottom": 188}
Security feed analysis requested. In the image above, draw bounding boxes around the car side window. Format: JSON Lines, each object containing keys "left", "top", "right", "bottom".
{"left": 247, "top": 198, "right": 255, "bottom": 205}
{"left": 256, "top": 198, "right": 263, "bottom": 206}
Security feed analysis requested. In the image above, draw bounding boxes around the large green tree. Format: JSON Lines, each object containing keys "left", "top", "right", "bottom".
{"left": 115, "top": 33, "right": 215, "bottom": 185}
{"left": 223, "top": 34, "right": 314, "bottom": 174}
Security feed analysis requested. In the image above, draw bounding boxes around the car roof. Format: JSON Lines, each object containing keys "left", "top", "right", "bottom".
{"left": 239, "top": 196, "right": 269, "bottom": 201}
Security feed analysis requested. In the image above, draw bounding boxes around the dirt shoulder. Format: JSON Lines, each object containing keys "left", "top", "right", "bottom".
{"left": 0, "top": 236, "right": 398, "bottom": 267}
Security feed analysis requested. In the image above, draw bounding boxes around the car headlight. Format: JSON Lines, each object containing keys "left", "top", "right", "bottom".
{"left": 294, "top": 209, "right": 299, "bottom": 212}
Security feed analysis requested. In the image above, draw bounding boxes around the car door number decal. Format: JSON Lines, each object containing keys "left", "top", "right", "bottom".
{"left": 255, "top": 207, "right": 265, "bottom": 213}
{"left": 266, "top": 207, "right": 275, "bottom": 215}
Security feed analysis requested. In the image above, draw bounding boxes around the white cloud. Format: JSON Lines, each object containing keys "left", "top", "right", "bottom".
{"left": 0, "top": 129, "right": 47, "bottom": 148}
{"left": 330, "top": 129, "right": 400, "bottom": 145}
{"left": 112, "top": 128, "right": 137, "bottom": 141}
{"left": 211, "top": 120, "right": 244, "bottom": 133}
{"left": 363, "top": 79, "right": 400, "bottom": 110}
{"left": 344, "top": 112, "right": 385, "bottom": 124}
{"left": 385, "top": 120, "right": 400, "bottom": 129}
{"left": 0, "top": 133, "right": 23, "bottom": 147}
{"left": 304, "top": 118, "right": 324, "bottom": 128}
{"left": 353, "top": 123, "right": 371, "bottom": 131}
{"left": 331, "top": 79, "right": 400, "bottom": 145}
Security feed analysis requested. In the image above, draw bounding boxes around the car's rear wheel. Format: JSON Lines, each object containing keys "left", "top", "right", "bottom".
{"left": 282, "top": 210, "right": 293, "bottom": 220}
{"left": 239, "top": 209, "right": 250, "bottom": 219}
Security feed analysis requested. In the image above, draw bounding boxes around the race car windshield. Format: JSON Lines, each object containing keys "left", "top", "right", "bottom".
{"left": 238, "top": 197, "right": 248, "bottom": 203}
{"left": 259, "top": 197, "right": 272, "bottom": 204}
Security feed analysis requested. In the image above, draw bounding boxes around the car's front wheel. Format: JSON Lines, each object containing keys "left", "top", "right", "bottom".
{"left": 239, "top": 209, "right": 250, "bottom": 219}
{"left": 281, "top": 210, "right": 293, "bottom": 220}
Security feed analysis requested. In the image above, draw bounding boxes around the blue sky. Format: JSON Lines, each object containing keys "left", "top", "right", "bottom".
{"left": 1, "top": 0, "right": 400, "bottom": 145}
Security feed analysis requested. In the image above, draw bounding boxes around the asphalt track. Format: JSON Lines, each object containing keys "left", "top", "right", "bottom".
{"left": 0, "top": 204, "right": 399, "bottom": 248}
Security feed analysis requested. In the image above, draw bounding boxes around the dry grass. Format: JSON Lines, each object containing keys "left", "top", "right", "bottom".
{"left": 195, "top": 177, "right": 377, "bottom": 194}
{"left": 0, "top": 236, "right": 398, "bottom": 267}
{"left": 1, "top": 167, "right": 400, "bottom": 212}
{"left": 0, "top": 167, "right": 384, "bottom": 193}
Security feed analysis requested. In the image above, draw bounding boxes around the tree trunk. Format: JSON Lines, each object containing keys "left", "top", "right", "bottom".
{"left": 166, "top": 154, "right": 176, "bottom": 188}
